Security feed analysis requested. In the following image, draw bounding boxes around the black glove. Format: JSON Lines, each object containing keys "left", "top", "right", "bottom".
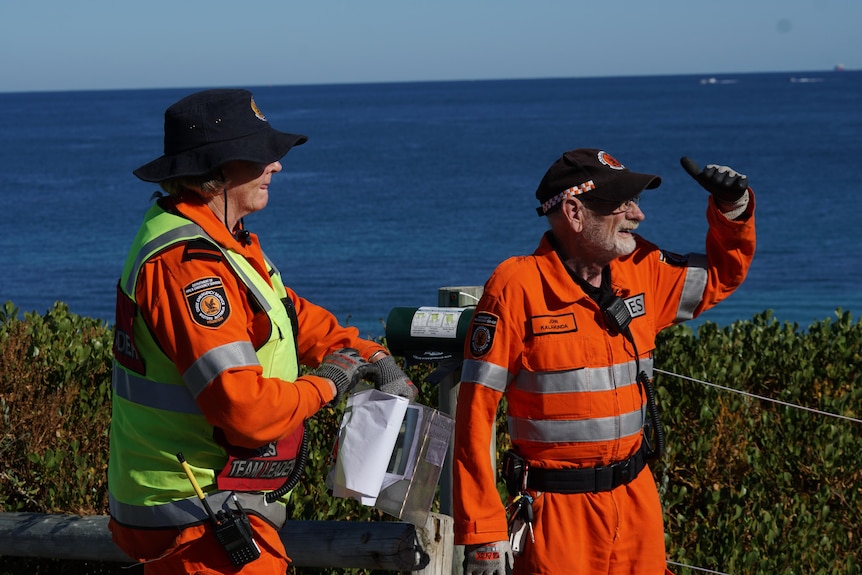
{"left": 372, "top": 354, "right": 418, "bottom": 401}
{"left": 680, "top": 156, "right": 749, "bottom": 204}
{"left": 463, "top": 541, "right": 514, "bottom": 575}
{"left": 314, "top": 348, "right": 378, "bottom": 405}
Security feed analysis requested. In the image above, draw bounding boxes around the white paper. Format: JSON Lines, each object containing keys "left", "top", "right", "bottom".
{"left": 331, "top": 389, "right": 410, "bottom": 505}
{"left": 379, "top": 404, "right": 424, "bottom": 491}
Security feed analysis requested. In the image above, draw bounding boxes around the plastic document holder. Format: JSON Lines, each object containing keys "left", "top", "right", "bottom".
{"left": 332, "top": 389, "right": 454, "bottom": 526}
{"left": 373, "top": 402, "right": 454, "bottom": 526}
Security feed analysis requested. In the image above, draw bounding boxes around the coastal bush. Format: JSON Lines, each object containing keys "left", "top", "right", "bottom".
{"left": 0, "top": 301, "right": 112, "bottom": 516}
{"left": 654, "top": 310, "right": 861, "bottom": 575}
{"left": 0, "top": 303, "right": 859, "bottom": 574}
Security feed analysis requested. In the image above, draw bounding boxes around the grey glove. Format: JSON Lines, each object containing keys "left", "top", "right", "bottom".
{"left": 373, "top": 354, "right": 418, "bottom": 401}
{"left": 463, "top": 541, "right": 514, "bottom": 575}
{"left": 315, "top": 348, "right": 378, "bottom": 405}
{"left": 680, "top": 156, "right": 749, "bottom": 203}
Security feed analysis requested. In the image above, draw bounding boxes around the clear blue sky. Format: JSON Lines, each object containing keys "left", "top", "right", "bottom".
{"left": 1, "top": 0, "right": 858, "bottom": 93}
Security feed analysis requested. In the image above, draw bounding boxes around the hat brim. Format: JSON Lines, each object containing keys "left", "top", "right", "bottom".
{"left": 133, "top": 127, "right": 307, "bottom": 183}
{"left": 588, "top": 172, "right": 662, "bottom": 203}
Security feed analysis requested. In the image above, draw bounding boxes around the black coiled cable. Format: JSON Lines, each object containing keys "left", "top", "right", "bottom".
{"left": 637, "top": 370, "right": 666, "bottom": 461}
{"left": 625, "top": 328, "right": 666, "bottom": 462}
{"left": 265, "top": 423, "right": 310, "bottom": 503}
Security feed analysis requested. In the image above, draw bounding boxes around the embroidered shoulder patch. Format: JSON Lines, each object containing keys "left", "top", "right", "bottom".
{"left": 469, "top": 312, "right": 499, "bottom": 357}
{"left": 185, "top": 276, "right": 230, "bottom": 328}
{"left": 659, "top": 249, "right": 690, "bottom": 267}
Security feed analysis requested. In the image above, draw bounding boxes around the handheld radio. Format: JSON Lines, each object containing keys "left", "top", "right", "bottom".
{"left": 176, "top": 453, "right": 261, "bottom": 567}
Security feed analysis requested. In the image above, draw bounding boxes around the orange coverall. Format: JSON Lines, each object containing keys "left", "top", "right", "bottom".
{"left": 110, "top": 194, "right": 386, "bottom": 573}
{"left": 453, "top": 195, "right": 756, "bottom": 574}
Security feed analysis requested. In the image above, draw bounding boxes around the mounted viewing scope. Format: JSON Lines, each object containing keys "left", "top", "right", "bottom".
{"left": 385, "top": 306, "right": 474, "bottom": 364}
{"left": 385, "top": 287, "right": 483, "bottom": 365}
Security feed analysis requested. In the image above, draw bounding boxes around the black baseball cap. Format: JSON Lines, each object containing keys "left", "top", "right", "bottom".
{"left": 535, "top": 149, "right": 661, "bottom": 216}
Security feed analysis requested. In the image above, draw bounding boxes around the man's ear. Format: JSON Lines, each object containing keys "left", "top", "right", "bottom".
{"left": 560, "top": 198, "right": 586, "bottom": 233}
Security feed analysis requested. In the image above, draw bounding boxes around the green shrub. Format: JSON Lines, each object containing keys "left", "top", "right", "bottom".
{"left": 0, "top": 301, "right": 112, "bottom": 516}
{"left": 654, "top": 311, "right": 861, "bottom": 575}
{"left": 0, "top": 302, "right": 860, "bottom": 574}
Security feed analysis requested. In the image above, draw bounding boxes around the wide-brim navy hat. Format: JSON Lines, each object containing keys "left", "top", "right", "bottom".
{"left": 133, "top": 89, "right": 308, "bottom": 183}
{"left": 535, "top": 149, "right": 661, "bottom": 216}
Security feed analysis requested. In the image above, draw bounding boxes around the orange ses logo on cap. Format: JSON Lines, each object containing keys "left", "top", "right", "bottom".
{"left": 250, "top": 97, "right": 267, "bottom": 122}
{"left": 597, "top": 151, "right": 625, "bottom": 170}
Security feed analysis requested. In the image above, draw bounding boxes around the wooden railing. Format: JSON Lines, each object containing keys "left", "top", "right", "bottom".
{"left": 0, "top": 512, "right": 453, "bottom": 573}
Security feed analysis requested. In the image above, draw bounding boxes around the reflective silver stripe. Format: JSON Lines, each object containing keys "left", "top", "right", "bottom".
{"left": 124, "top": 224, "right": 206, "bottom": 294}
{"left": 226, "top": 253, "right": 272, "bottom": 313}
{"left": 676, "top": 253, "right": 708, "bottom": 321}
{"left": 263, "top": 250, "right": 279, "bottom": 277}
{"left": 461, "top": 359, "right": 511, "bottom": 392}
{"left": 508, "top": 406, "right": 646, "bottom": 444}
{"left": 184, "top": 341, "right": 260, "bottom": 398}
{"left": 113, "top": 364, "right": 200, "bottom": 414}
{"left": 124, "top": 221, "right": 273, "bottom": 314}
{"left": 109, "top": 490, "right": 286, "bottom": 529}
{"left": 512, "top": 358, "right": 654, "bottom": 394}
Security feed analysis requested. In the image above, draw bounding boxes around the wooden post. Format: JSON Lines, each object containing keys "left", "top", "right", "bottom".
{"left": 412, "top": 512, "right": 454, "bottom": 575}
{"left": 437, "top": 286, "right": 486, "bottom": 575}
{"left": 436, "top": 284, "right": 486, "bottom": 516}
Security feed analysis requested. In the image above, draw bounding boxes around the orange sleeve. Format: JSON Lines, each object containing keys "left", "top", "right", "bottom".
{"left": 628, "top": 190, "right": 757, "bottom": 332}
{"left": 697, "top": 191, "right": 757, "bottom": 313}
{"left": 452, "top": 278, "right": 523, "bottom": 545}
{"left": 286, "top": 288, "right": 387, "bottom": 366}
{"left": 453, "top": 382, "right": 510, "bottom": 545}
{"left": 137, "top": 246, "right": 334, "bottom": 450}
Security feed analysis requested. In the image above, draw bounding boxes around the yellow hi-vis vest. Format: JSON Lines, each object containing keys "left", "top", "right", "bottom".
{"left": 108, "top": 202, "right": 299, "bottom": 529}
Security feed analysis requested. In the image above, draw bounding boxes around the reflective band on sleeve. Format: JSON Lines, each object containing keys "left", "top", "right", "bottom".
{"left": 675, "top": 253, "right": 708, "bottom": 322}
{"left": 512, "top": 358, "right": 653, "bottom": 394}
{"left": 113, "top": 364, "right": 200, "bottom": 414}
{"left": 124, "top": 224, "right": 207, "bottom": 295}
{"left": 124, "top": 222, "right": 273, "bottom": 315}
{"left": 183, "top": 341, "right": 260, "bottom": 398}
{"left": 109, "top": 490, "right": 286, "bottom": 529}
{"left": 461, "top": 359, "right": 511, "bottom": 392}
{"left": 508, "top": 406, "right": 646, "bottom": 444}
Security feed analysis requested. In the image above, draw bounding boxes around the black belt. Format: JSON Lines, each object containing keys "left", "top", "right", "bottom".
{"left": 526, "top": 444, "right": 648, "bottom": 494}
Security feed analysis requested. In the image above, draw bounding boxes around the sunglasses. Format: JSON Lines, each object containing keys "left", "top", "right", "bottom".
{"left": 579, "top": 195, "right": 641, "bottom": 215}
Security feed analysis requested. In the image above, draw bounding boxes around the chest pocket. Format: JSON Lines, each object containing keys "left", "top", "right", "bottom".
{"left": 625, "top": 315, "right": 657, "bottom": 361}
{"left": 522, "top": 331, "right": 600, "bottom": 373}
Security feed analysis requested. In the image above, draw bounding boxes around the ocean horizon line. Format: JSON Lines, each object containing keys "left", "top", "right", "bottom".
{"left": 0, "top": 67, "right": 856, "bottom": 96}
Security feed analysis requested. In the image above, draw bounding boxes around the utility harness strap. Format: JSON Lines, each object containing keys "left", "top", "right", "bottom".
{"left": 525, "top": 443, "right": 649, "bottom": 494}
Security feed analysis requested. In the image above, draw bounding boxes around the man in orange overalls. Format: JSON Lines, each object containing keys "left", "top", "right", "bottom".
{"left": 453, "top": 149, "right": 756, "bottom": 574}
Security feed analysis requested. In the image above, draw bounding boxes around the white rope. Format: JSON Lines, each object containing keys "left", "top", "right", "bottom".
{"left": 656, "top": 366, "right": 859, "bottom": 575}
{"left": 653, "top": 368, "right": 862, "bottom": 425}
{"left": 667, "top": 560, "right": 731, "bottom": 575}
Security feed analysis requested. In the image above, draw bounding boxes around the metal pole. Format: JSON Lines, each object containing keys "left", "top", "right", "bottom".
{"left": 437, "top": 287, "right": 487, "bottom": 575}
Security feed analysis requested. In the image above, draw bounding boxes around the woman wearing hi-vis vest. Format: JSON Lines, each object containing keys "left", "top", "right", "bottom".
{"left": 108, "top": 89, "right": 417, "bottom": 574}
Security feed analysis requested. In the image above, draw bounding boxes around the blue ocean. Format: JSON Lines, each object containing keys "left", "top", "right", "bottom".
{"left": 1, "top": 71, "right": 860, "bottom": 339}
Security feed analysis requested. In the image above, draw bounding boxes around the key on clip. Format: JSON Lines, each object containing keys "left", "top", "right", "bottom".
{"left": 519, "top": 493, "right": 535, "bottom": 543}
{"left": 506, "top": 494, "right": 522, "bottom": 517}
